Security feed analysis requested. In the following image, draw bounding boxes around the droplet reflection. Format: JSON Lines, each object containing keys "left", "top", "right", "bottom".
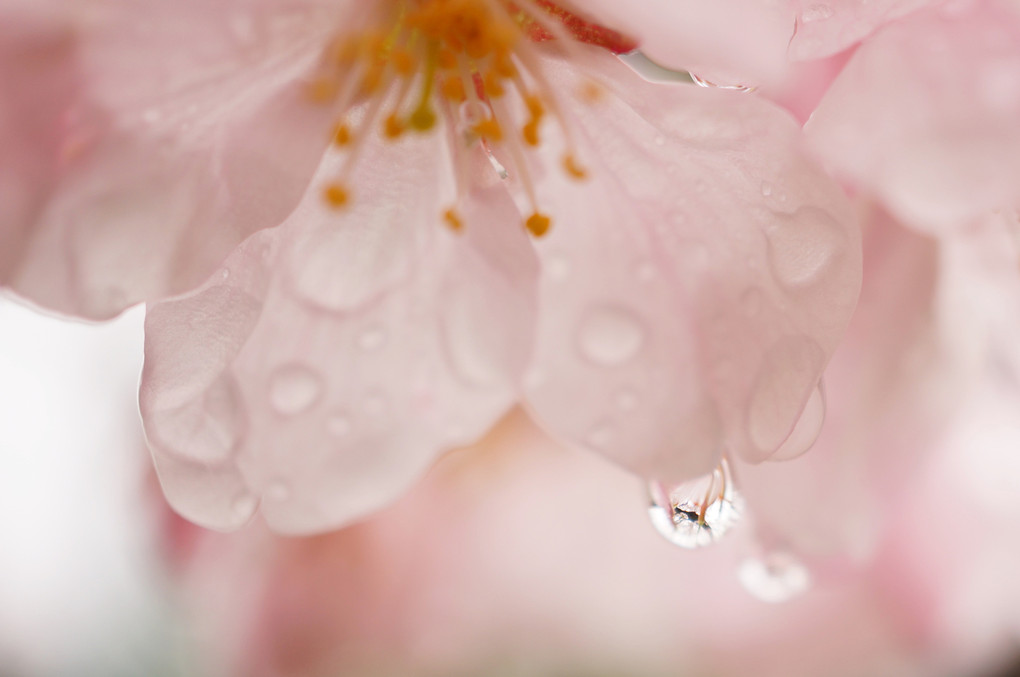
{"left": 738, "top": 550, "right": 812, "bottom": 603}
{"left": 648, "top": 458, "right": 744, "bottom": 549}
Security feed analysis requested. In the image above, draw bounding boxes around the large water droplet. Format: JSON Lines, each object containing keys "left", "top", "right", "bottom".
{"left": 269, "top": 364, "right": 323, "bottom": 416}
{"left": 765, "top": 206, "right": 843, "bottom": 288}
{"left": 770, "top": 379, "right": 826, "bottom": 461}
{"left": 577, "top": 307, "right": 646, "bottom": 365}
{"left": 648, "top": 459, "right": 744, "bottom": 549}
{"left": 747, "top": 337, "right": 825, "bottom": 458}
{"left": 738, "top": 551, "right": 812, "bottom": 602}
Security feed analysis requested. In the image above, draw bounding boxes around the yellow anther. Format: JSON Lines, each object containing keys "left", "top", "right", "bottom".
{"left": 579, "top": 80, "right": 605, "bottom": 103}
{"left": 525, "top": 212, "right": 551, "bottom": 237}
{"left": 384, "top": 113, "right": 406, "bottom": 139}
{"left": 562, "top": 154, "right": 588, "bottom": 180}
{"left": 323, "top": 183, "right": 350, "bottom": 208}
{"left": 525, "top": 94, "right": 544, "bottom": 119}
{"left": 306, "top": 78, "right": 337, "bottom": 103}
{"left": 522, "top": 120, "right": 540, "bottom": 146}
{"left": 410, "top": 107, "right": 437, "bottom": 131}
{"left": 333, "top": 123, "right": 352, "bottom": 146}
{"left": 440, "top": 76, "right": 467, "bottom": 102}
{"left": 473, "top": 117, "right": 503, "bottom": 141}
{"left": 444, "top": 208, "right": 464, "bottom": 232}
{"left": 522, "top": 94, "right": 545, "bottom": 146}
{"left": 437, "top": 48, "right": 458, "bottom": 69}
{"left": 361, "top": 64, "right": 385, "bottom": 94}
{"left": 493, "top": 50, "right": 517, "bottom": 78}
{"left": 391, "top": 48, "right": 416, "bottom": 76}
{"left": 483, "top": 70, "right": 505, "bottom": 97}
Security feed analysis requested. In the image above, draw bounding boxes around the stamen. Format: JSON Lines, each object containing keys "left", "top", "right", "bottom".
{"left": 323, "top": 183, "right": 350, "bottom": 208}
{"left": 444, "top": 208, "right": 464, "bottom": 232}
{"left": 525, "top": 212, "right": 551, "bottom": 237}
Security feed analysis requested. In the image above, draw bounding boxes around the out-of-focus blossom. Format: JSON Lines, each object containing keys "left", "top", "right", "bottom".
{"left": 124, "top": 2, "right": 860, "bottom": 533}
{"left": 805, "top": 0, "right": 1020, "bottom": 232}
{"left": 161, "top": 208, "right": 1020, "bottom": 677}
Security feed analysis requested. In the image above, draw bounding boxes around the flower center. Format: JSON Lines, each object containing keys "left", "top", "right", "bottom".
{"left": 306, "top": 0, "right": 626, "bottom": 237}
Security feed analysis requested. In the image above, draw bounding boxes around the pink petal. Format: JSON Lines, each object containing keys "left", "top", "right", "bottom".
{"left": 1, "top": 0, "right": 340, "bottom": 318}
{"left": 789, "top": 0, "right": 932, "bottom": 61}
{"left": 572, "top": 0, "right": 796, "bottom": 87}
{"left": 523, "top": 48, "right": 861, "bottom": 483}
{"left": 739, "top": 209, "right": 974, "bottom": 556}
{"left": 805, "top": 0, "right": 1020, "bottom": 231}
{"left": 141, "top": 130, "right": 538, "bottom": 534}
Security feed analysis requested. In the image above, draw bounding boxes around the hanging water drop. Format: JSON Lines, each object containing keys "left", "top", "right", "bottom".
{"left": 738, "top": 550, "right": 812, "bottom": 602}
{"left": 648, "top": 458, "right": 744, "bottom": 549}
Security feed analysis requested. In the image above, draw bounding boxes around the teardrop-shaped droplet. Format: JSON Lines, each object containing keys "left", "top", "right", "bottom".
{"left": 770, "top": 379, "right": 826, "bottom": 461}
{"left": 648, "top": 458, "right": 744, "bottom": 549}
{"left": 738, "top": 550, "right": 812, "bottom": 603}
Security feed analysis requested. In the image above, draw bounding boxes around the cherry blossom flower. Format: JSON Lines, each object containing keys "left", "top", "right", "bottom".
{"left": 117, "top": 1, "right": 862, "bottom": 533}
{"left": 157, "top": 208, "right": 1020, "bottom": 677}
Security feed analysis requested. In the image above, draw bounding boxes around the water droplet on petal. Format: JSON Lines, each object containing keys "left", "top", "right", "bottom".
{"left": 220, "top": 268, "right": 231, "bottom": 281}
{"left": 358, "top": 325, "right": 387, "bottom": 351}
{"left": 648, "top": 459, "right": 744, "bottom": 549}
{"left": 760, "top": 180, "right": 774, "bottom": 197}
{"left": 800, "top": 4, "right": 834, "bottom": 22}
{"left": 269, "top": 364, "right": 323, "bottom": 416}
{"left": 364, "top": 392, "right": 386, "bottom": 415}
{"left": 765, "top": 206, "right": 843, "bottom": 288}
{"left": 265, "top": 480, "right": 291, "bottom": 502}
{"left": 326, "top": 412, "right": 351, "bottom": 437}
{"left": 738, "top": 550, "right": 812, "bottom": 602}
{"left": 615, "top": 389, "right": 639, "bottom": 411}
{"left": 231, "top": 493, "right": 258, "bottom": 520}
{"left": 586, "top": 421, "right": 615, "bottom": 449}
{"left": 653, "top": 134, "right": 666, "bottom": 146}
{"left": 747, "top": 337, "right": 825, "bottom": 457}
{"left": 770, "top": 379, "right": 826, "bottom": 461}
{"left": 577, "top": 307, "right": 646, "bottom": 366}
{"left": 689, "top": 72, "right": 756, "bottom": 92}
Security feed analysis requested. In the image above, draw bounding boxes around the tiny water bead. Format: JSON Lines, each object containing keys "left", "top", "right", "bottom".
{"left": 268, "top": 363, "right": 324, "bottom": 415}
{"left": 648, "top": 458, "right": 744, "bottom": 549}
{"left": 738, "top": 550, "right": 812, "bottom": 602}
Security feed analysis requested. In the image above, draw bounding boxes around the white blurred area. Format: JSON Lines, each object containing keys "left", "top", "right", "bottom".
{"left": 0, "top": 297, "right": 177, "bottom": 677}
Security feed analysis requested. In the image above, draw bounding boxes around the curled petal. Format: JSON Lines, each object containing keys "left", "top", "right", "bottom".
{"left": 789, "top": 0, "right": 932, "bottom": 62}
{"left": 571, "top": 0, "right": 796, "bottom": 87}
{"left": 1, "top": 0, "right": 340, "bottom": 318}
{"left": 142, "top": 131, "right": 538, "bottom": 534}
{"left": 805, "top": 0, "right": 1020, "bottom": 231}
{"left": 524, "top": 48, "right": 861, "bottom": 483}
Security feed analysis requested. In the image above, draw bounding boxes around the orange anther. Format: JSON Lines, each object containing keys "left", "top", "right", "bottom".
{"left": 525, "top": 212, "right": 551, "bottom": 237}
{"left": 562, "top": 154, "right": 588, "bottom": 179}
{"left": 440, "top": 76, "right": 466, "bottom": 102}
{"left": 444, "top": 208, "right": 464, "bottom": 232}
{"left": 384, "top": 113, "right": 405, "bottom": 139}
{"left": 323, "top": 183, "right": 350, "bottom": 208}
{"left": 473, "top": 117, "right": 503, "bottom": 141}
{"left": 333, "top": 123, "right": 352, "bottom": 146}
